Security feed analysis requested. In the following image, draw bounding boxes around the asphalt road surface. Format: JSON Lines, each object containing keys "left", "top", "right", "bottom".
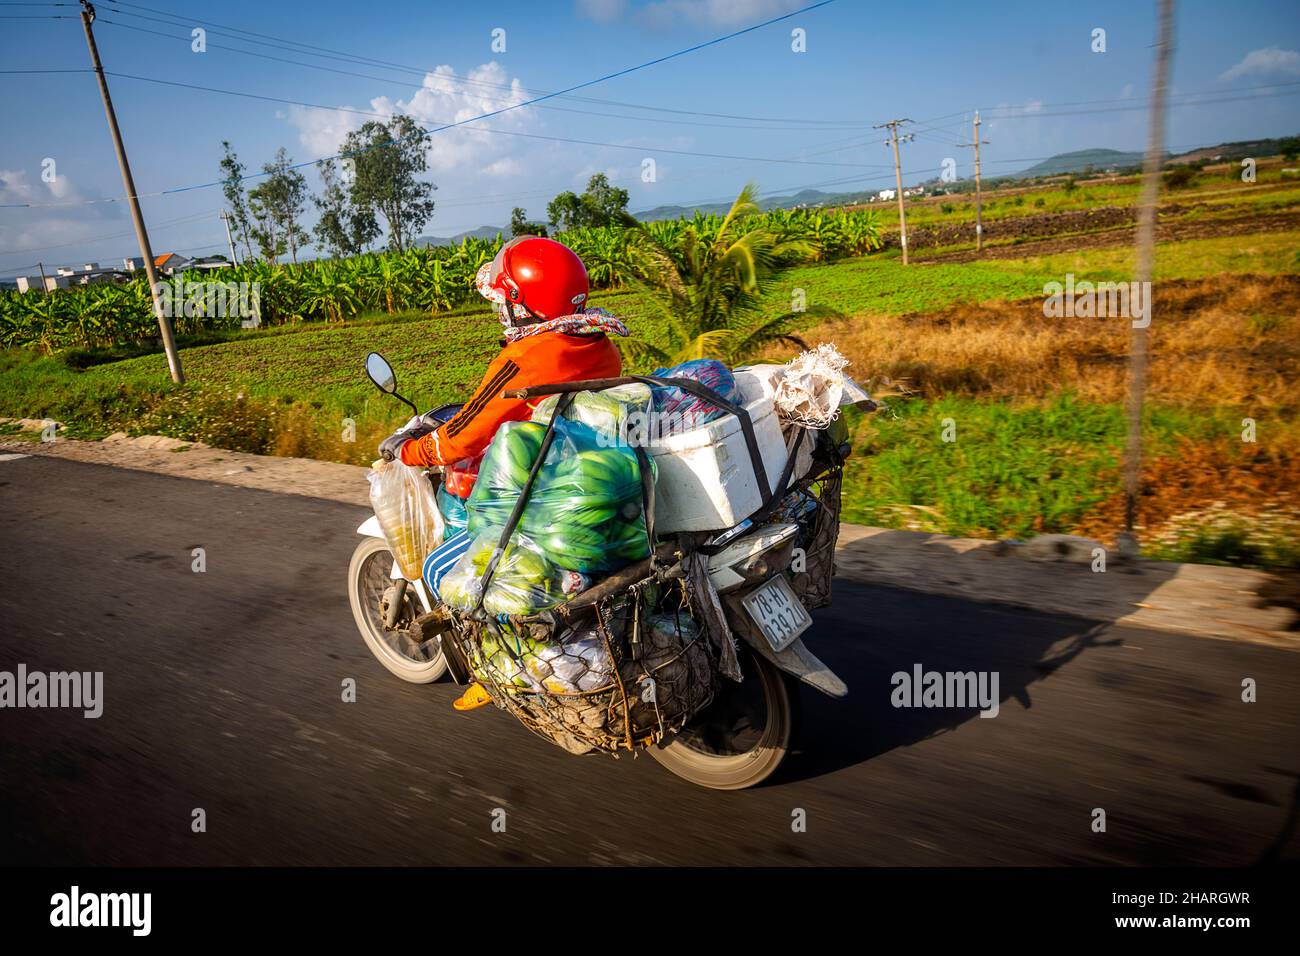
{"left": 1, "top": 455, "right": 1296, "bottom": 866}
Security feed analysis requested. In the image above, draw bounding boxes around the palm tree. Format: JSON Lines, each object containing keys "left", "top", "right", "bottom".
{"left": 621, "top": 183, "right": 838, "bottom": 368}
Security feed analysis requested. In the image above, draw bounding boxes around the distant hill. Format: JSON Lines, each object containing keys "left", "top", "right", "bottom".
{"left": 1167, "top": 137, "right": 1289, "bottom": 164}
{"left": 412, "top": 135, "right": 1297, "bottom": 243}
{"left": 1018, "top": 149, "right": 1146, "bottom": 178}
{"left": 414, "top": 224, "right": 505, "bottom": 247}
{"left": 632, "top": 187, "right": 882, "bottom": 222}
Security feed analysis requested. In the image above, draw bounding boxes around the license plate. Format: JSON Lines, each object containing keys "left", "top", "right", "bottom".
{"left": 741, "top": 576, "right": 811, "bottom": 652}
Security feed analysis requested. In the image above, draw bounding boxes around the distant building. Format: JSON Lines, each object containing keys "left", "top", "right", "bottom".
{"left": 878, "top": 189, "right": 896, "bottom": 201}
{"left": 40, "top": 262, "right": 126, "bottom": 287}
{"left": 185, "top": 255, "right": 232, "bottom": 271}
{"left": 153, "top": 253, "right": 192, "bottom": 276}
{"left": 15, "top": 274, "right": 69, "bottom": 293}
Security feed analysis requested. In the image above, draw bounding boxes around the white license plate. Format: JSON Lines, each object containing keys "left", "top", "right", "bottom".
{"left": 741, "top": 575, "right": 811, "bottom": 652}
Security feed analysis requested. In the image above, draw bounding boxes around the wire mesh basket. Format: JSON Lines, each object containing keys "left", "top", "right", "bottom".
{"left": 447, "top": 577, "right": 716, "bottom": 755}
{"left": 790, "top": 467, "right": 842, "bottom": 611}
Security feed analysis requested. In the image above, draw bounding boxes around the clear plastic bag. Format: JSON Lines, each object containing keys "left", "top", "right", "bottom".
{"left": 475, "top": 621, "right": 617, "bottom": 695}
{"left": 437, "top": 532, "right": 568, "bottom": 617}
{"left": 367, "top": 459, "right": 446, "bottom": 581}
{"left": 531, "top": 383, "right": 652, "bottom": 444}
{"left": 467, "top": 416, "right": 653, "bottom": 574}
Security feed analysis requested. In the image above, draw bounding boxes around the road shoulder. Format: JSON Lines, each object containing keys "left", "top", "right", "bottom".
{"left": 5, "top": 430, "right": 1295, "bottom": 649}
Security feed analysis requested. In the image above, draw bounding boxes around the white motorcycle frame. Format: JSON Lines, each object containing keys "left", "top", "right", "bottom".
{"left": 356, "top": 515, "right": 435, "bottom": 614}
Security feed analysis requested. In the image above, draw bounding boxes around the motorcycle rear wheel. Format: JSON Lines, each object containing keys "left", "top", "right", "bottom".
{"left": 348, "top": 536, "right": 447, "bottom": 684}
{"left": 648, "top": 647, "right": 797, "bottom": 790}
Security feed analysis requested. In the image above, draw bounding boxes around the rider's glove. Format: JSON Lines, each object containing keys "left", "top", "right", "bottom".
{"left": 378, "top": 414, "right": 435, "bottom": 462}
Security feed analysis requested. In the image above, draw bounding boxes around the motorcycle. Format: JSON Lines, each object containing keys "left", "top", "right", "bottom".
{"left": 348, "top": 351, "right": 851, "bottom": 790}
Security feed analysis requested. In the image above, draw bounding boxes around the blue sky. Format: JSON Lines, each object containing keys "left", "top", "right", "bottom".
{"left": 2, "top": 0, "right": 1298, "bottom": 277}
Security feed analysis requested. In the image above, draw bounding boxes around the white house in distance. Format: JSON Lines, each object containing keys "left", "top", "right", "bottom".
{"left": 122, "top": 253, "right": 192, "bottom": 276}
{"left": 14, "top": 274, "right": 69, "bottom": 293}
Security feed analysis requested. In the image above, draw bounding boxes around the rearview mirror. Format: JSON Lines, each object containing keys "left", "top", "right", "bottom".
{"left": 365, "top": 352, "right": 396, "bottom": 393}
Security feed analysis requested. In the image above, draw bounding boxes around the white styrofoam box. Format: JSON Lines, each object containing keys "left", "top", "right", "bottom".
{"left": 647, "top": 372, "right": 789, "bottom": 532}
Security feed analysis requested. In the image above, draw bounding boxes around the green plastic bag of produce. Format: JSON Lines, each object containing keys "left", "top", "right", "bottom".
{"left": 466, "top": 416, "right": 653, "bottom": 574}
{"left": 531, "top": 383, "right": 652, "bottom": 445}
{"left": 438, "top": 532, "right": 567, "bottom": 617}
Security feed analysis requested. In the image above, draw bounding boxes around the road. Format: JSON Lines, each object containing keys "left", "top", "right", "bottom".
{"left": 0, "top": 454, "right": 1296, "bottom": 866}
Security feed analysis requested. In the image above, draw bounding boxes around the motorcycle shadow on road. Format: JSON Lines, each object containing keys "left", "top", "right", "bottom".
{"left": 775, "top": 579, "right": 1125, "bottom": 785}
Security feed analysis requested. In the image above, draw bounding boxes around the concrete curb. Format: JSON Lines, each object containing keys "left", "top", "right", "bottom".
{"left": 5, "top": 431, "right": 1296, "bottom": 649}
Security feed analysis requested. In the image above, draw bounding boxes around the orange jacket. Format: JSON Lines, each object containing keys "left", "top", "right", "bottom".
{"left": 400, "top": 330, "right": 622, "bottom": 467}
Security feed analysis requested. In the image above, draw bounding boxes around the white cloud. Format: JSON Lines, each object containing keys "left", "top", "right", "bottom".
{"left": 287, "top": 62, "right": 535, "bottom": 176}
{"left": 638, "top": 0, "right": 804, "bottom": 28}
{"left": 1219, "top": 47, "right": 1300, "bottom": 82}
{"left": 0, "top": 169, "right": 122, "bottom": 264}
{"left": 576, "top": 0, "right": 627, "bottom": 22}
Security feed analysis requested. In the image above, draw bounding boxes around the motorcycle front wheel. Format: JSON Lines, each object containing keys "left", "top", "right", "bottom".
{"left": 348, "top": 536, "right": 447, "bottom": 684}
{"left": 648, "top": 646, "right": 797, "bottom": 790}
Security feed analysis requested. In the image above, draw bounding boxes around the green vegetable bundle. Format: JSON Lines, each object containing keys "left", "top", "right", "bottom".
{"left": 467, "top": 415, "right": 653, "bottom": 574}
{"left": 438, "top": 534, "right": 566, "bottom": 617}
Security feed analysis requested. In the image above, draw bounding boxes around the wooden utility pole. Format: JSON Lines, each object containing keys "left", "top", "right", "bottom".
{"left": 1119, "top": 0, "right": 1175, "bottom": 556}
{"left": 875, "top": 118, "right": 913, "bottom": 264}
{"left": 79, "top": 0, "right": 184, "bottom": 383}
{"left": 220, "top": 211, "right": 238, "bottom": 265}
{"left": 957, "top": 112, "right": 989, "bottom": 251}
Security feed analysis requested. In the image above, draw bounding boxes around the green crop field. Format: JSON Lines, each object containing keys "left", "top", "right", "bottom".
{"left": 2, "top": 181, "right": 1297, "bottom": 567}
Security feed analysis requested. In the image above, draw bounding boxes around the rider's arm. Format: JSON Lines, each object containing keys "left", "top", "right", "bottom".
{"left": 399, "top": 350, "right": 526, "bottom": 467}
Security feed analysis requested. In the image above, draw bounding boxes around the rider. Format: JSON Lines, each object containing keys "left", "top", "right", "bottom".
{"left": 378, "top": 236, "right": 627, "bottom": 711}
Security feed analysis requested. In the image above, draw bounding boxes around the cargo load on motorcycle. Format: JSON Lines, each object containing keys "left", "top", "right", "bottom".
{"left": 358, "top": 344, "right": 873, "bottom": 787}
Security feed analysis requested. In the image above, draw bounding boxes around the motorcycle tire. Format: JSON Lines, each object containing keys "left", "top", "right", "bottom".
{"left": 348, "top": 536, "right": 448, "bottom": 684}
{"left": 647, "top": 646, "right": 798, "bottom": 790}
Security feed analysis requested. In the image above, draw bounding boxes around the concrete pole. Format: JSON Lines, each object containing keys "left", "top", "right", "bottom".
{"left": 79, "top": 0, "right": 183, "bottom": 383}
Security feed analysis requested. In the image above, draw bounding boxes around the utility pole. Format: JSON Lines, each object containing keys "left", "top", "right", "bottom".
{"left": 1119, "top": 0, "right": 1175, "bottom": 558}
{"left": 220, "top": 211, "right": 238, "bottom": 265}
{"left": 78, "top": 0, "right": 184, "bottom": 383}
{"left": 957, "top": 112, "right": 989, "bottom": 251}
{"left": 875, "top": 119, "right": 914, "bottom": 264}
{"left": 37, "top": 261, "right": 49, "bottom": 294}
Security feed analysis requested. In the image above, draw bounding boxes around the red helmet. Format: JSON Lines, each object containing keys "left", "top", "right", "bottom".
{"left": 477, "top": 236, "right": 589, "bottom": 322}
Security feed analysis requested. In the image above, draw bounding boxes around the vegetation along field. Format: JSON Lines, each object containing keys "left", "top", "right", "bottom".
{"left": 1, "top": 169, "right": 1297, "bottom": 568}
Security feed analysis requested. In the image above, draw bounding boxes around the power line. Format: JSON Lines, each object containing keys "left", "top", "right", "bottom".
{"left": 0, "top": 209, "right": 221, "bottom": 256}
{"left": 92, "top": 14, "right": 874, "bottom": 132}
{"left": 91, "top": 69, "right": 891, "bottom": 169}
{"left": 99, "top": 0, "right": 865, "bottom": 127}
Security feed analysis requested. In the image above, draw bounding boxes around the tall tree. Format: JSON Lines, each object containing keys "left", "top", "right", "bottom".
{"left": 218, "top": 141, "right": 254, "bottom": 261}
{"left": 547, "top": 174, "right": 633, "bottom": 232}
{"left": 343, "top": 115, "right": 436, "bottom": 253}
{"left": 313, "top": 158, "right": 379, "bottom": 258}
{"left": 546, "top": 191, "right": 584, "bottom": 232}
{"left": 248, "top": 148, "right": 310, "bottom": 265}
{"left": 509, "top": 206, "right": 548, "bottom": 238}
{"left": 580, "top": 173, "right": 633, "bottom": 227}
